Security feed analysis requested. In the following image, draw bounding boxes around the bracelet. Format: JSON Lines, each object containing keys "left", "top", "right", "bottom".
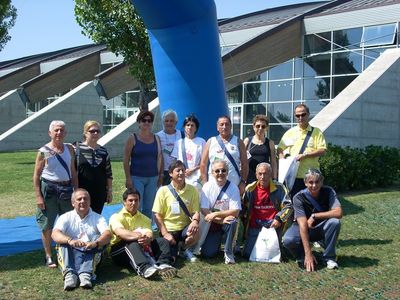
{"left": 192, "top": 219, "right": 200, "bottom": 223}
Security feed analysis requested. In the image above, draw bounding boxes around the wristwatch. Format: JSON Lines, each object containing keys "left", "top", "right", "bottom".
{"left": 311, "top": 213, "right": 316, "bottom": 219}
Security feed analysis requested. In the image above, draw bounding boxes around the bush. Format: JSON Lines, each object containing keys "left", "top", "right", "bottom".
{"left": 320, "top": 144, "right": 400, "bottom": 192}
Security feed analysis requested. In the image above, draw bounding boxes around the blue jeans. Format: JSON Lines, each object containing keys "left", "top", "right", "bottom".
{"left": 282, "top": 218, "right": 341, "bottom": 261}
{"left": 57, "top": 244, "right": 102, "bottom": 278}
{"left": 201, "top": 219, "right": 238, "bottom": 258}
{"left": 243, "top": 226, "right": 283, "bottom": 258}
{"left": 131, "top": 175, "right": 158, "bottom": 218}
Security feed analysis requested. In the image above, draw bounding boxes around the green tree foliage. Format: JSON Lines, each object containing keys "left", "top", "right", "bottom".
{"left": 0, "top": 0, "right": 17, "bottom": 52}
{"left": 75, "top": 0, "right": 154, "bottom": 110}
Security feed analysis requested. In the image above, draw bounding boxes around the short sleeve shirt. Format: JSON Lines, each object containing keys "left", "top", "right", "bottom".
{"left": 152, "top": 184, "right": 200, "bottom": 232}
{"left": 109, "top": 208, "right": 152, "bottom": 246}
{"left": 278, "top": 125, "right": 326, "bottom": 178}
{"left": 200, "top": 180, "right": 241, "bottom": 211}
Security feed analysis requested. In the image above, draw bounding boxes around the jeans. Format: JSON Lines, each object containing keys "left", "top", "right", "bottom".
{"left": 282, "top": 218, "right": 341, "bottom": 261}
{"left": 131, "top": 175, "right": 158, "bottom": 218}
{"left": 57, "top": 244, "right": 101, "bottom": 278}
{"left": 201, "top": 219, "right": 238, "bottom": 258}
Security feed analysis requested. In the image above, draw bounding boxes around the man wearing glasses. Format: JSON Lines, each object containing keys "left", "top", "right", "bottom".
{"left": 278, "top": 104, "right": 327, "bottom": 198}
{"left": 197, "top": 160, "right": 241, "bottom": 264}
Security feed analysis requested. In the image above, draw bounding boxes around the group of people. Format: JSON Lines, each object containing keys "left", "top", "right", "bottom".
{"left": 33, "top": 104, "right": 343, "bottom": 290}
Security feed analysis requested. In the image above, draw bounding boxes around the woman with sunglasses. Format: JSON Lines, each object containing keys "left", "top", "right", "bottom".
{"left": 75, "top": 120, "right": 113, "bottom": 214}
{"left": 123, "top": 110, "right": 163, "bottom": 218}
{"left": 171, "top": 114, "right": 206, "bottom": 191}
{"left": 243, "top": 115, "right": 277, "bottom": 184}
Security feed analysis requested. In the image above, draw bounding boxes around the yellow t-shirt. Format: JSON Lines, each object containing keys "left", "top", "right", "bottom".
{"left": 278, "top": 125, "right": 326, "bottom": 178}
{"left": 109, "top": 207, "right": 152, "bottom": 246}
{"left": 152, "top": 184, "right": 200, "bottom": 232}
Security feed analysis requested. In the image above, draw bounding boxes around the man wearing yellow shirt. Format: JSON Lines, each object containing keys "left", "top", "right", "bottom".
{"left": 109, "top": 189, "right": 176, "bottom": 279}
{"left": 153, "top": 160, "right": 200, "bottom": 262}
{"left": 278, "top": 104, "right": 326, "bottom": 198}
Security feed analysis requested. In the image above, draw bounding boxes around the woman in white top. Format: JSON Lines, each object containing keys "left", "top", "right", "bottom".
{"left": 171, "top": 114, "right": 206, "bottom": 190}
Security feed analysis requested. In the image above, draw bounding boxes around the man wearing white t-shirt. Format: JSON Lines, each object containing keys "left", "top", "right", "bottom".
{"left": 52, "top": 189, "right": 111, "bottom": 290}
{"left": 198, "top": 160, "right": 241, "bottom": 264}
{"left": 157, "top": 109, "right": 183, "bottom": 185}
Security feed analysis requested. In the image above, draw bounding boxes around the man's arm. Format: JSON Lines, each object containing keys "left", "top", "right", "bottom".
{"left": 312, "top": 206, "right": 342, "bottom": 221}
{"left": 238, "top": 138, "right": 248, "bottom": 195}
{"left": 200, "top": 139, "right": 211, "bottom": 185}
{"left": 297, "top": 216, "right": 317, "bottom": 272}
{"left": 203, "top": 209, "right": 240, "bottom": 224}
{"left": 297, "top": 148, "right": 326, "bottom": 161}
{"left": 33, "top": 151, "right": 45, "bottom": 210}
{"left": 154, "top": 212, "right": 176, "bottom": 245}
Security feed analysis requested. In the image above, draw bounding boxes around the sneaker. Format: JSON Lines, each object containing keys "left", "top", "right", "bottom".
{"left": 64, "top": 272, "right": 78, "bottom": 291}
{"left": 224, "top": 253, "right": 235, "bottom": 264}
{"left": 143, "top": 266, "right": 158, "bottom": 279}
{"left": 183, "top": 249, "right": 197, "bottom": 262}
{"left": 79, "top": 273, "right": 93, "bottom": 289}
{"left": 326, "top": 259, "right": 339, "bottom": 270}
{"left": 157, "top": 264, "right": 177, "bottom": 279}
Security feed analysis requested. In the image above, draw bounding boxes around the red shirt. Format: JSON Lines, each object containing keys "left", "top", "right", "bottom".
{"left": 249, "top": 184, "right": 278, "bottom": 228}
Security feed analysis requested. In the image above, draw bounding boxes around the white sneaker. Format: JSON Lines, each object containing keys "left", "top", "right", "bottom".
{"left": 326, "top": 259, "right": 339, "bottom": 270}
{"left": 79, "top": 273, "right": 92, "bottom": 289}
{"left": 224, "top": 253, "right": 235, "bottom": 264}
{"left": 157, "top": 264, "right": 177, "bottom": 279}
{"left": 143, "top": 266, "right": 158, "bottom": 279}
{"left": 64, "top": 272, "right": 78, "bottom": 291}
{"left": 183, "top": 249, "right": 197, "bottom": 262}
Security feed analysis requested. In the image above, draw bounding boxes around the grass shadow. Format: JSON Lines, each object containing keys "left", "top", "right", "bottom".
{"left": 338, "top": 238, "right": 392, "bottom": 248}
{"left": 339, "top": 255, "right": 379, "bottom": 268}
{"left": 340, "top": 197, "right": 365, "bottom": 216}
{"left": 0, "top": 251, "right": 44, "bottom": 271}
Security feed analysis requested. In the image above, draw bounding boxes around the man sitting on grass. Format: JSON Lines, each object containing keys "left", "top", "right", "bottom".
{"left": 109, "top": 189, "right": 176, "bottom": 279}
{"left": 52, "top": 188, "right": 111, "bottom": 290}
{"left": 283, "top": 169, "right": 342, "bottom": 272}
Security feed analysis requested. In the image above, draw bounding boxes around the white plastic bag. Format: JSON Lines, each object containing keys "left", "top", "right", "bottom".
{"left": 279, "top": 156, "right": 300, "bottom": 190}
{"left": 249, "top": 227, "right": 281, "bottom": 263}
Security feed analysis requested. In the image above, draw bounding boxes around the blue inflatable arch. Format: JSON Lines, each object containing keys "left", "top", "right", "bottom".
{"left": 131, "top": 0, "right": 228, "bottom": 138}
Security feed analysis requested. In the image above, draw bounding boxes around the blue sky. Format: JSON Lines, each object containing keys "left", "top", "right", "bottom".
{"left": 0, "top": 0, "right": 322, "bottom": 61}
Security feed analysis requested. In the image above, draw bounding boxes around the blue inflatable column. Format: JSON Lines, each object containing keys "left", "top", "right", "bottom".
{"left": 131, "top": 0, "right": 228, "bottom": 139}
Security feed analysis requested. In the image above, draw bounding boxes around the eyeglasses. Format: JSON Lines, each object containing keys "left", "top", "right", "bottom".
{"left": 295, "top": 113, "right": 307, "bottom": 118}
{"left": 88, "top": 129, "right": 100, "bottom": 134}
{"left": 214, "top": 168, "right": 227, "bottom": 174}
{"left": 141, "top": 118, "right": 153, "bottom": 123}
{"left": 255, "top": 124, "right": 266, "bottom": 129}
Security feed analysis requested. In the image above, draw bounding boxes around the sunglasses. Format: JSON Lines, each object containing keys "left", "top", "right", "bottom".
{"left": 255, "top": 124, "right": 266, "bottom": 129}
{"left": 214, "top": 168, "right": 227, "bottom": 174}
{"left": 141, "top": 118, "right": 153, "bottom": 123}
{"left": 295, "top": 113, "right": 307, "bottom": 118}
{"left": 88, "top": 129, "right": 100, "bottom": 134}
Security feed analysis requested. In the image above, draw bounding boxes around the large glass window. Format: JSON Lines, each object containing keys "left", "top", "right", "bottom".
{"left": 227, "top": 85, "right": 242, "bottom": 104}
{"left": 268, "top": 103, "right": 293, "bottom": 124}
{"left": 362, "top": 23, "right": 397, "bottom": 47}
{"left": 333, "top": 27, "right": 363, "bottom": 50}
{"left": 243, "top": 82, "right": 266, "bottom": 103}
{"left": 304, "top": 78, "right": 330, "bottom": 100}
{"left": 243, "top": 103, "right": 266, "bottom": 123}
{"left": 304, "top": 54, "right": 331, "bottom": 76}
{"left": 333, "top": 51, "right": 362, "bottom": 74}
{"left": 333, "top": 75, "right": 357, "bottom": 97}
{"left": 364, "top": 48, "right": 385, "bottom": 69}
{"left": 268, "top": 80, "right": 293, "bottom": 101}
{"left": 268, "top": 60, "right": 293, "bottom": 80}
{"left": 304, "top": 32, "right": 331, "bottom": 54}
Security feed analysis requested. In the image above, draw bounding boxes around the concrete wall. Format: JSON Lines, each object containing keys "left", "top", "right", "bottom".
{"left": 311, "top": 49, "right": 400, "bottom": 148}
{"left": 0, "top": 90, "right": 26, "bottom": 135}
{"left": 0, "top": 81, "right": 103, "bottom": 152}
{"left": 98, "top": 98, "right": 162, "bottom": 159}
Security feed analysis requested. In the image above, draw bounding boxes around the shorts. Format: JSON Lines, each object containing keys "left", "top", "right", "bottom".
{"left": 168, "top": 225, "right": 190, "bottom": 257}
{"left": 36, "top": 179, "right": 73, "bottom": 231}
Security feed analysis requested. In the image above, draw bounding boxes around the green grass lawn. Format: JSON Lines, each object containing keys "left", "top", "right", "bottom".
{"left": 0, "top": 152, "right": 399, "bottom": 299}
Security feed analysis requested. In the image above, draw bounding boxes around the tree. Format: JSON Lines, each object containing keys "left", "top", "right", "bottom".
{"left": 0, "top": 0, "right": 17, "bottom": 52}
{"left": 75, "top": 0, "right": 154, "bottom": 110}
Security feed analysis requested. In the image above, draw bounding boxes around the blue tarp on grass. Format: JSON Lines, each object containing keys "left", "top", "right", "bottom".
{"left": 0, "top": 204, "right": 122, "bottom": 256}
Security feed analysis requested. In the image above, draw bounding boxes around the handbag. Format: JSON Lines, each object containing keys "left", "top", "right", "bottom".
{"left": 249, "top": 227, "right": 281, "bottom": 263}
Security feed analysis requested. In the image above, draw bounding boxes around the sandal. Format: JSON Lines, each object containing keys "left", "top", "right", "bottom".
{"left": 45, "top": 256, "right": 57, "bottom": 268}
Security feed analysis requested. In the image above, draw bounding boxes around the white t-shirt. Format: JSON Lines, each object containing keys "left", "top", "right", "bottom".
{"left": 54, "top": 209, "right": 109, "bottom": 244}
{"left": 171, "top": 137, "right": 206, "bottom": 187}
{"left": 201, "top": 180, "right": 241, "bottom": 211}
{"left": 208, "top": 135, "right": 241, "bottom": 185}
{"left": 156, "top": 130, "right": 183, "bottom": 171}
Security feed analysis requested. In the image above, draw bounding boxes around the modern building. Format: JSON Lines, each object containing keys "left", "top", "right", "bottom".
{"left": 0, "top": 0, "right": 399, "bottom": 156}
